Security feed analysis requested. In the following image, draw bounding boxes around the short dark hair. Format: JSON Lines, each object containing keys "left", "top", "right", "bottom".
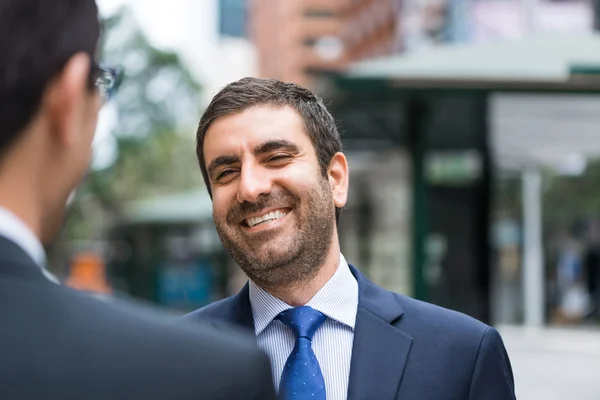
{"left": 0, "top": 0, "right": 100, "bottom": 157}
{"left": 196, "top": 77, "right": 343, "bottom": 221}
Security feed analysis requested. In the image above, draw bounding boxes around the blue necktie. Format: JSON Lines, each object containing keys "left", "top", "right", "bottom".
{"left": 278, "top": 306, "right": 327, "bottom": 400}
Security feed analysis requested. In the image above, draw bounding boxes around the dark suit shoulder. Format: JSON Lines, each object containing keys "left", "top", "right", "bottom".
{"left": 0, "top": 278, "right": 275, "bottom": 400}
{"left": 391, "top": 292, "right": 490, "bottom": 351}
{"left": 396, "top": 292, "right": 488, "bottom": 330}
{"left": 51, "top": 285, "right": 259, "bottom": 362}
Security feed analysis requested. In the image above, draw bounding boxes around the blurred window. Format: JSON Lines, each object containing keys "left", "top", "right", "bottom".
{"left": 219, "top": 0, "right": 247, "bottom": 38}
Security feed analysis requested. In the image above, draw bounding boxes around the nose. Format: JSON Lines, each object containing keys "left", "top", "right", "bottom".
{"left": 236, "top": 164, "right": 272, "bottom": 204}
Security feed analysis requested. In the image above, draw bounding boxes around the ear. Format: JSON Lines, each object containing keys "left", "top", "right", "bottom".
{"left": 327, "top": 152, "right": 349, "bottom": 208}
{"left": 43, "top": 52, "right": 92, "bottom": 148}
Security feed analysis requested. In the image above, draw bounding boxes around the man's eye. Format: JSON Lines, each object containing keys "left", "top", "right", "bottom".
{"left": 216, "top": 170, "right": 234, "bottom": 180}
{"left": 268, "top": 154, "right": 291, "bottom": 162}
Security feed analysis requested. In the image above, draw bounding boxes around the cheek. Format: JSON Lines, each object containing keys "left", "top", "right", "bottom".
{"left": 277, "top": 164, "right": 320, "bottom": 191}
{"left": 212, "top": 193, "right": 232, "bottom": 221}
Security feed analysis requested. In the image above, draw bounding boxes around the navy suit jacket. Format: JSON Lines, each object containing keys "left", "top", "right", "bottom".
{"left": 0, "top": 236, "right": 276, "bottom": 400}
{"left": 182, "top": 265, "right": 516, "bottom": 400}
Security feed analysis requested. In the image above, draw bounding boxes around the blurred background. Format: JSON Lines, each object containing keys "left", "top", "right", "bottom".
{"left": 48, "top": 0, "right": 600, "bottom": 398}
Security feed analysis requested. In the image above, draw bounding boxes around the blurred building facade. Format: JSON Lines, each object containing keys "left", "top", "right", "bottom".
{"left": 251, "top": 0, "right": 595, "bottom": 87}
{"left": 251, "top": 0, "right": 403, "bottom": 87}
{"left": 251, "top": 0, "right": 344, "bottom": 86}
{"left": 184, "top": 0, "right": 258, "bottom": 107}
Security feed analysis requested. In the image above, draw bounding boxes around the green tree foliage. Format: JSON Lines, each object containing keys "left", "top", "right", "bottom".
{"left": 61, "top": 6, "right": 204, "bottom": 243}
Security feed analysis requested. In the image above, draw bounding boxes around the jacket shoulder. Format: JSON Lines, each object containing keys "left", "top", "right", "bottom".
{"left": 393, "top": 292, "right": 490, "bottom": 340}
{"left": 0, "top": 282, "right": 272, "bottom": 399}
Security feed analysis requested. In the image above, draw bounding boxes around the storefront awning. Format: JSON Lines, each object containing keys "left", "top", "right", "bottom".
{"left": 334, "top": 32, "right": 600, "bottom": 171}
{"left": 343, "top": 32, "right": 600, "bottom": 91}
{"left": 491, "top": 93, "right": 600, "bottom": 173}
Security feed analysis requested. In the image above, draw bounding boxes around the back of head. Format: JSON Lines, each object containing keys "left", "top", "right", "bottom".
{"left": 0, "top": 0, "right": 100, "bottom": 157}
{"left": 0, "top": 1, "right": 102, "bottom": 243}
{"left": 0, "top": 0, "right": 100, "bottom": 154}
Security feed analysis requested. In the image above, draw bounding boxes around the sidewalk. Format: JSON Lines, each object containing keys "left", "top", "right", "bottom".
{"left": 498, "top": 325, "right": 600, "bottom": 400}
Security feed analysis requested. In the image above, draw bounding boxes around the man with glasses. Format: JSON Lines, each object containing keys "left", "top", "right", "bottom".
{"left": 0, "top": 1, "right": 276, "bottom": 399}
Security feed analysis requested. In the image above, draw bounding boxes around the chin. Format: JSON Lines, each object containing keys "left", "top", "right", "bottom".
{"left": 257, "top": 238, "right": 302, "bottom": 264}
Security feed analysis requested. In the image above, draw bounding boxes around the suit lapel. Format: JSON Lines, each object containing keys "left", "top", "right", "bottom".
{"left": 347, "top": 266, "right": 413, "bottom": 400}
{"left": 211, "top": 283, "right": 256, "bottom": 336}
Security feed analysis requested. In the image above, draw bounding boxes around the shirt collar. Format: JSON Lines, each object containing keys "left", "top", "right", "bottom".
{"left": 0, "top": 207, "right": 46, "bottom": 268}
{"left": 249, "top": 253, "right": 359, "bottom": 335}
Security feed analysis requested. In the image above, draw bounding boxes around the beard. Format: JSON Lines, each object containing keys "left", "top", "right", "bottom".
{"left": 214, "top": 176, "right": 335, "bottom": 291}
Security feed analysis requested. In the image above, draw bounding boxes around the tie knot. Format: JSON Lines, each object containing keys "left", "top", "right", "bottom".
{"left": 278, "top": 306, "right": 326, "bottom": 340}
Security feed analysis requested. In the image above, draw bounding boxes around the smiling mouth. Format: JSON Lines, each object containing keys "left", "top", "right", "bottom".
{"left": 241, "top": 208, "right": 291, "bottom": 228}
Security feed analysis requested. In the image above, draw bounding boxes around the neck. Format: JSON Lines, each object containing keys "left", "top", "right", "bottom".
{"left": 0, "top": 150, "right": 45, "bottom": 243}
{"left": 266, "top": 242, "right": 341, "bottom": 307}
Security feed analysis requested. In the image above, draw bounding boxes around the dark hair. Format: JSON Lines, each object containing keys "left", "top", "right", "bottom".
{"left": 196, "top": 77, "right": 343, "bottom": 223}
{"left": 0, "top": 0, "right": 100, "bottom": 157}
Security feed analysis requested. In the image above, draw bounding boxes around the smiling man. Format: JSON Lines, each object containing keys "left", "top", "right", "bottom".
{"left": 183, "top": 77, "right": 516, "bottom": 400}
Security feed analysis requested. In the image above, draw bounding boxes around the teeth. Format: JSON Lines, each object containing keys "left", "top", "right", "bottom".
{"left": 246, "top": 210, "right": 287, "bottom": 227}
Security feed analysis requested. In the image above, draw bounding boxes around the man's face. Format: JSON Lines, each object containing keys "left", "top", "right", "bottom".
{"left": 204, "top": 105, "right": 339, "bottom": 289}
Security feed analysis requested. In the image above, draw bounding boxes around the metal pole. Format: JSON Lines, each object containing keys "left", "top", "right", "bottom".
{"left": 521, "top": 0, "right": 538, "bottom": 33}
{"left": 594, "top": 0, "right": 600, "bottom": 31}
{"left": 522, "top": 167, "right": 544, "bottom": 327}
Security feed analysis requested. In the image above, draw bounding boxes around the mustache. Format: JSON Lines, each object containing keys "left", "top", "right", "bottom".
{"left": 226, "top": 191, "right": 299, "bottom": 224}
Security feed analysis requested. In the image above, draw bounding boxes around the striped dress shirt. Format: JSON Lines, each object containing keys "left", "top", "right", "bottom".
{"left": 249, "top": 254, "right": 358, "bottom": 400}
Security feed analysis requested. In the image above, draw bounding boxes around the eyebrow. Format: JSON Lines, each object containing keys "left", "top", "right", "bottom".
{"left": 207, "top": 155, "right": 240, "bottom": 178}
{"left": 254, "top": 140, "right": 300, "bottom": 156}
